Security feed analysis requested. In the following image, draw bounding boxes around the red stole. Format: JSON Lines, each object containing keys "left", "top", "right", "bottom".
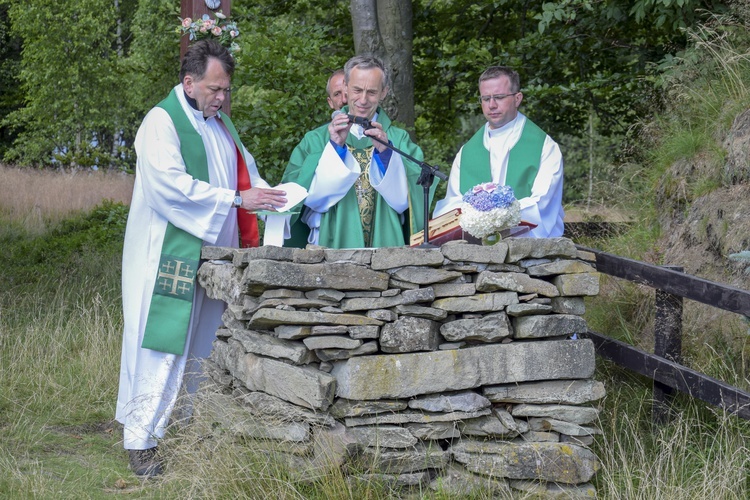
{"left": 235, "top": 146, "right": 259, "bottom": 248}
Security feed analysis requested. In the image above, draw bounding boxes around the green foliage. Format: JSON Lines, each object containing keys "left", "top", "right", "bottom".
{"left": 617, "top": 10, "right": 750, "bottom": 229}
{"left": 1, "top": 200, "right": 128, "bottom": 288}
{"left": 411, "top": 0, "right": 726, "bottom": 199}
{"left": 0, "top": 3, "right": 21, "bottom": 159}
{"left": 1, "top": 0, "right": 142, "bottom": 169}
{"left": 0, "top": 0, "right": 736, "bottom": 211}
{"left": 119, "top": 0, "right": 180, "bottom": 158}
{"left": 229, "top": 1, "right": 352, "bottom": 184}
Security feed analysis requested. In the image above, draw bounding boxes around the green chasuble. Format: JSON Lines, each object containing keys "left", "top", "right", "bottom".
{"left": 459, "top": 117, "right": 547, "bottom": 198}
{"left": 140, "top": 89, "right": 246, "bottom": 355}
{"left": 281, "top": 107, "right": 436, "bottom": 248}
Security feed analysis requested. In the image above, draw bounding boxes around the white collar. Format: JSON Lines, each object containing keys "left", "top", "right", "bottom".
{"left": 486, "top": 112, "right": 523, "bottom": 138}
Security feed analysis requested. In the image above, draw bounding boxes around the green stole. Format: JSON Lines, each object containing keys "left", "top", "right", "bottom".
{"left": 459, "top": 117, "right": 546, "bottom": 198}
{"left": 281, "top": 108, "right": 435, "bottom": 248}
{"left": 141, "top": 89, "right": 245, "bottom": 355}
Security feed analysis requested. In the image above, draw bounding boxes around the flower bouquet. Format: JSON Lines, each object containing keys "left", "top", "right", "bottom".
{"left": 459, "top": 182, "right": 521, "bottom": 244}
{"left": 178, "top": 11, "right": 240, "bottom": 56}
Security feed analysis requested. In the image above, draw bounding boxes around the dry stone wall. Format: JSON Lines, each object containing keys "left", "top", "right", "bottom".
{"left": 197, "top": 238, "right": 604, "bottom": 497}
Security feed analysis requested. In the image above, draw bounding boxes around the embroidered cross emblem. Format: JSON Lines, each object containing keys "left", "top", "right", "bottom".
{"left": 154, "top": 256, "right": 198, "bottom": 300}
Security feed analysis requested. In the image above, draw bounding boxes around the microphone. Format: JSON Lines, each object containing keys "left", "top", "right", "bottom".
{"left": 331, "top": 110, "right": 374, "bottom": 129}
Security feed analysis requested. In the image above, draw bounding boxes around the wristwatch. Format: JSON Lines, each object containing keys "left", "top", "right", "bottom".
{"left": 233, "top": 190, "right": 243, "bottom": 208}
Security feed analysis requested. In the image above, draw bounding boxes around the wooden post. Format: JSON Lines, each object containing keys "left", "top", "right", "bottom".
{"left": 180, "top": 0, "right": 232, "bottom": 115}
{"left": 652, "top": 264, "right": 684, "bottom": 425}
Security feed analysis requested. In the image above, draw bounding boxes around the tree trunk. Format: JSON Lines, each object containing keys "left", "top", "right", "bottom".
{"left": 350, "top": 0, "right": 414, "bottom": 128}
{"left": 350, "top": 0, "right": 385, "bottom": 57}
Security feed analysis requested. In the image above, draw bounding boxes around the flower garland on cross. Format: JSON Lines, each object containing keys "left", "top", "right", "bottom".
{"left": 178, "top": 11, "right": 240, "bottom": 57}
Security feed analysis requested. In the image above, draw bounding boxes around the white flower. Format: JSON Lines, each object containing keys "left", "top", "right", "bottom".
{"left": 459, "top": 199, "right": 521, "bottom": 238}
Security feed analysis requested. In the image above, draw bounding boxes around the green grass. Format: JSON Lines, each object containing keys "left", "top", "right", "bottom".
{"left": 593, "top": 363, "right": 750, "bottom": 499}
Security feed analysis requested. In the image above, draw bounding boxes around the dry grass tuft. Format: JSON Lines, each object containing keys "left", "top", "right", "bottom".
{"left": 0, "top": 164, "right": 133, "bottom": 231}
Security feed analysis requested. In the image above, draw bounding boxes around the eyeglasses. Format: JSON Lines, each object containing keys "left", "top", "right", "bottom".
{"left": 479, "top": 93, "right": 518, "bottom": 104}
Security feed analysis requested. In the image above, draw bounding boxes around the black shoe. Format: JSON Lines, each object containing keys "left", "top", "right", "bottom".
{"left": 128, "top": 447, "right": 163, "bottom": 478}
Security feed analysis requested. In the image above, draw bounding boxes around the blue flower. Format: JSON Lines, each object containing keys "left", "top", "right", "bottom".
{"left": 462, "top": 184, "right": 516, "bottom": 212}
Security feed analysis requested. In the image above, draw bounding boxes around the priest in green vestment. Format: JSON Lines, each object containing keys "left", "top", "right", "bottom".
{"left": 116, "top": 40, "right": 286, "bottom": 478}
{"left": 281, "top": 55, "right": 435, "bottom": 249}
{"left": 433, "top": 66, "right": 565, "bottom": 238}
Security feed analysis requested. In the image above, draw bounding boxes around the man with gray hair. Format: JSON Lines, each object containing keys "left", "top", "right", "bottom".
{"left": 433, "top": 66, "right": 564, "bottom": 237}
{"left": 281, "top": 55, "right": 434, "bottom": 248}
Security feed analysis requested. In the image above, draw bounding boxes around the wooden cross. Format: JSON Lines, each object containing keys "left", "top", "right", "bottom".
{"left": 181, "top": 0, "right": 233, "bottom": 114}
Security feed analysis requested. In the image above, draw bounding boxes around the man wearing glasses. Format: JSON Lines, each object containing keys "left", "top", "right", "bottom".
{"left": 433, "top": 66, "right": 564, "bottom": 238}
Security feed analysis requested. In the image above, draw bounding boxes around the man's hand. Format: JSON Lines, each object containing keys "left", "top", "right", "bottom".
{"left": 240, "top": 187, "right": 287, "bottom": 212}
{"left": 364, "top": 121, "right": 389, "bottom": 153}
{"left": 328, "top": 112, "right": 351, "bottom": 146}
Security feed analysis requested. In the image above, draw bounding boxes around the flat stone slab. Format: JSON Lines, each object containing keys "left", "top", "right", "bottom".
{"left": 388, "top": 266, "right": 463, "bottom": 285}
{"left": 195, "top": 392, "right": 311, "bottom": 442}
{"left": 331, "top": 339, "right": 595, "bottom": 400}
{"left": 380, "top": 316, "right": 441, "bottom": 353}
{"left": 248, "top": 309, "right": 383, "bottom": 329}
{"left": 371, "top": 247, "right": 445, "bottom": 270}
{"left": 360, "top": 443, "right": 451, "bottom": 474}
{"left": 525, "top": 259, "right": 597, "bottom": 276}
{"left": 440, "top": 312, "right": 512, "bottom": 342}
{"left": 475, "top": 271, "right": 560, "bottom": 297}
{"left": 329, "top": 398, "right": 408, "bottom": 418}
{"left": 429, "top": 464, "right": 511, "bottom": 497}
{"left": 510, "top": 479, "right": 597, "bottom": 498}
{"left": 232, "top": 329, "right": 316, "bottom": 365}
{"left": 347, "top": 425, "right": 418, "bottom": 448}
{"left": 440, "top": 241, "right": 509, "bottom": 264}
{"left": 212, "top": 339, "right": 336, "bottom": 411}
{"left": 505, "top": 238, "right": 578, "bottom": 263}
{"left": 431, "top": 292, "right": 519, "bottom": 313}
{"left": 513, "top": 314, "right": 588, "bottom": 339}
{"left": 512, "top": 403, "right": 599, "bottom": 425}
{"left": 406, "top": 422, "right": 461, "bottom": 440}
{"left": 340, "top": 287, "right": 435, "bottom": 311}
{"left": 315, "top": 341, "right": 379, "bottom": 362}
{"left": 451, "top": 439, "right": 599, "bottom": 483}
{"left": 324, "top": 248, "right": 373, "bottom": 265}
{"left": 241, "top": 259, "right": 389, "bottom": 292}
{"left": 197, "top": 261, "right": 244, "bottom": 305}
{"left": 528, "top": 417, "right": 602, "bottom": 437}
{"left": 483, "top": 379, "right": 606, "bottom": 405}
{"left": 232, "top": 245, "right": 295, "bottom": 265}
{"left": 232, "top": 388, "right": 336, "bottom": 427}
{"left": 303, "top": 335, "right": 363, "bottom": 350}
{"left": 345, "top": 408, "right": 492, "bottom": 427}
{"left": 553, "top": 273, "right": 600, "bottom": 296}
{"left": 407, "top": 391, "right": 491, "bottom": 413}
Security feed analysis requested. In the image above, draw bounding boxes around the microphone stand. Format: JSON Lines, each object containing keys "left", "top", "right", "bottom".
{"left": 365, "top": 130, "right": 447, "bottom": 249}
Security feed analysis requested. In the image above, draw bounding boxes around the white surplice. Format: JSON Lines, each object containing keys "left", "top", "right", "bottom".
{"left": 433, "top": 113, "right": 565, "bottom": 238}
{"left": 116, "top": 84, "right": 270, "bottom": 450}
